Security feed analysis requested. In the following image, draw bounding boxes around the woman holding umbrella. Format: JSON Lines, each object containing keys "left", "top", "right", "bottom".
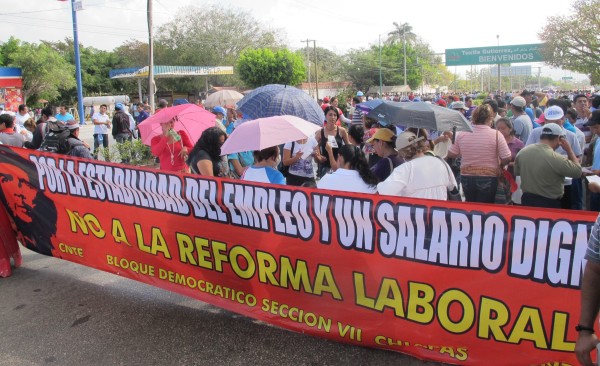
{"left": 315, "top": 106, "right": 349, "bottom": 178}
{"left": 150, "top": 118, "right": 193, "bottom": 172}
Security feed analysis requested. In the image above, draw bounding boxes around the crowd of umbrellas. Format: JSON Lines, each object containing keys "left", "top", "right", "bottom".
{"left": 137, "top": 84, "right": 473, "bottom": 157}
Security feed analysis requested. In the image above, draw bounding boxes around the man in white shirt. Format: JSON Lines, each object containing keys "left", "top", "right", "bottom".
{"left": 92, "top": 104, "right": 111, "bottom": 158}
{"left": 14, "top": 104, "right": 32, "bottom": 143}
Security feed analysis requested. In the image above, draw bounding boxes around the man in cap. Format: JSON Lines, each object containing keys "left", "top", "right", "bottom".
{"left": 212, "top": 106, "right": 227, "bottom": 133}
{"left": 515, "top": 123, "right": 581, "bottom": 208}
{"left": 366, "top": 128, "right": 404, "bottom": 182}
{"left": 525, "top": 105, "right": 583, "bottom": 209}
{"left": 510, "top": 96, "right": 533, "bottom": 143}
{"left": 451, "top": 101, "right": 469, "bottom": 117}
{"left": 64, "top": 120, "right": 93, "bottom": 159}
{"left": 112, "top": 103, "right": 132, "bottom": 145}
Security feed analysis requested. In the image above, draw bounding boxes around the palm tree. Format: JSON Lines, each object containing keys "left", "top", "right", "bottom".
{"left": 386, "top": 22, "right": 417, "bottom": 45}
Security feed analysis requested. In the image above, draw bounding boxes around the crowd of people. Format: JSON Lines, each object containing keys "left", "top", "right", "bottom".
{"left": 1, "top": 89, "right": 600, "bottom": 210}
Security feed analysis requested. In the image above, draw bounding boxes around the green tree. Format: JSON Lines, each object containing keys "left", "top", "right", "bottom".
{"left": 540, "top": 0, "right": 600, "bottom": 84}
{"left": 9, "top": 42, "right": 75, "bottom": 103}
{"left": 0, "top": 37, "right": 21, "bottom": 66}
{"left": 237, "top": 48, "right": 306, "bottom": 88}
{"left": 295, "top": 46, "right": 345, "bottom": 83}
{"left": 386, "top": 22, "right": 417, "bottom": 45}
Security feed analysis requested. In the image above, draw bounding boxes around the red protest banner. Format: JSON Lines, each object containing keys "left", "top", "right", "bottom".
{"left": 0, "top": 145, "right": 596, "bottom": 365}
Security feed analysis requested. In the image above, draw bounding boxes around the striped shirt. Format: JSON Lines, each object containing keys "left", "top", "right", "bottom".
{"left": 449, "top": 125, "right": 511, "bottom": 176}
{"left": 586, "top": 214, "right": 600, "bottom": 263}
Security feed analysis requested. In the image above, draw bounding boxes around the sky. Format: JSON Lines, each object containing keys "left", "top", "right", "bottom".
{"left": 0, "top": 0, "right": 588, "bottom": 82}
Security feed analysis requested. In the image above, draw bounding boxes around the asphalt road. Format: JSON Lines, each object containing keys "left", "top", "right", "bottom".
{"left": 0, "top": 249, "right": 441, "bottom": 366}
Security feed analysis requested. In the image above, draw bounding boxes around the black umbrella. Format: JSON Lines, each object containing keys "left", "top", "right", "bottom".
{"left": 367, "top": 101, "right": 472, "bottom": 132}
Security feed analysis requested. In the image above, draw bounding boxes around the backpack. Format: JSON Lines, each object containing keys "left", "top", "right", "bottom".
{"left": 278, "top": 141, "right": 295, "bottom": 177}
{"left": 39, "top": 123, "right": 72, "bottom": 155}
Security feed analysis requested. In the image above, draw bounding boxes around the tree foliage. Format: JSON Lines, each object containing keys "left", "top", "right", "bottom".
{"left": 155, "top": 5, "right": 283, "bottom": 91}
{"left": 8, "top": 41, "right": 75, "bottom": 103}
{"left": 295, "top": 46, "right": 345, "bottom": 83}
{"left": 540, "top": 0, "right": 600, "bottom": 83}
{"left": 237, "top": 48, "right": 306, "bottom": 88}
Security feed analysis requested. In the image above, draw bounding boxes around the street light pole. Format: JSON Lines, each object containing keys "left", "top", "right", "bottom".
{"left": 147, "top": 0, "right": 155, "bottom": 112}
{"left": 403, "top": 23, "right": 407, "bottom": 86}
{"left": 60, "top": 0, "right": 85, "bottom": 125}
{"left": 496, "top": 34, "right": 501, "bottom": 93}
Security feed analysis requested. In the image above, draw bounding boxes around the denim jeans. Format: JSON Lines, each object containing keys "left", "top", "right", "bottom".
{"left": 461, "top": 175, "right": 498, "bottom": 204}
{"left": 93, "top": 134, "right": 108, "bottom": 158}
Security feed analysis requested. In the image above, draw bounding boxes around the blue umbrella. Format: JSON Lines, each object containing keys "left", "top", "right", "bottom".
{"left": 236, "top": 84, "right": 325, "bottom": 126}
{"left": 355, "top": 99, "right": 383, "bottom": 113}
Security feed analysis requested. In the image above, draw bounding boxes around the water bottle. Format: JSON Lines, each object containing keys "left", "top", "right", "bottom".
{"left": 98, "top": 134, "right": 103, "bottom": 143}
{"left": 168, "top": 128, "right": 181, "bottom": 142}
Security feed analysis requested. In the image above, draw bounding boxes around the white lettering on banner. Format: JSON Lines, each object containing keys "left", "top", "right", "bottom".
{"left": 220, "top": 182, "right": 314, "bottom": 240}
{"left": 333, "top": 197, "right": 374, "bottom": 252}
{"left": 509, "top": 218, "right": 591, "bottom": 288}
{"left": 375, "top": 202, "right": 506, "bottom": 272}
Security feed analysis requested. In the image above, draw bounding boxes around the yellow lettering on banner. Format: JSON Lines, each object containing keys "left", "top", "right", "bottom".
{"left": 374, "top": 278, "right": 405, "bottom": 317}
{"left": 437, "top": 290, "right": 475, "bottom": 334}
{"left": 406, "top": 282, "right": 435, "bottom": 324}
{"left": 111, "top": 219, "right": 131, "bottom": 246}
{"left": 230, "top": 245, "right": 255, "bottom": 279}
{"left": 58, "top": 243, "right": 84, "bottom": 257}
{"left": 507, "top": 307, "right": 548, "bottom": 348}
{"left": 261, "top": 299, "right": 332, "bottom": 333}
{"left": 66, "top": 209, "right": 106, "bottom": 238}
{"left": 134, "top": 224, "right": 171, "bottom": 259}
{"left": 279, "top": 257, "right": 310, "bottom": 293}
{"left": 313, "top": 265, "right": 342, "bottom": 300}
{"left": 550, "top": 312, "right": 575, "bottom": 351}
{"left": 478, "top": 297, "right": 509, "bottom": 341}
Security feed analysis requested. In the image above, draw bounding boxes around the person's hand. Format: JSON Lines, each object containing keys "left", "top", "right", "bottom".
{"left": 295, "top": 150, "right": 303, "bottom": 160}
{"left": 558, "top": 136, "right": 572, "bottom": 151}
{"left": 180, "top": 146, "right": 188, "bottom": 159}
{"left": 325, "top": 142, "right": 333, "bottom": 155}
{"left": 575, "top": 332, "right": 599, "bottom": 366}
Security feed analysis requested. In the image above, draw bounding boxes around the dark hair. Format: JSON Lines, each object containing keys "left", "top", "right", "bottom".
{"left": 187, "top": 127, "right": 227, "bottom": 165}
{"left": 100, "top": 104, "right": 108, "bottom": 108}
{"left": 41, "top": 106, "right": 53, "bottom": 117}
{"left": 323, "top": 106, "right": 339, "bottom": 119}
{"left": 158, "top": 99, "right": 168, "bottom": 108}
{"left": 58, "top": 103, "right": 67, "bottom": 108}
{"left": 547, "top": 98, "right": 569, "bottom": 115}
{"left": 0, "top": 114, "right": 14, "bottom": 128}
{"left": 337, "top": 145, "right": 378, "bottom": 187}
{"left": 592, "top": 96, "right": 600, "bottom": 109}
{"left": 495, "top": 117, "right": 515, "bottom": 136}
{"left": 330, "top": 96, "right": 338, "bottom": 104}
{"left": 352, "top": 96, "right": 361, "bottom": 104}
{"left": 18, "top": 104, "right": 26, "bottom": 112}
{"left": 574, "top": 94, "right": 588, "bottom": 103}
{"left": 483, "top": 99, "right": 498, "bottom": 113}
{"left": 496, "top": 99, "right": 506, "bottom": 109}
{"left": 566, "top": 108, "right": 578, "bottom": 121}
{"left": 465, "top": 96, "right": 472, "bottom": 102}
{"left": 364, "top": 117, "right": 379, "bottom": 129}
{"left": 472, "top": 104, "right": 493, "bottom": 125}
{"left": 348, "top": 124, "right": 364, "bottom": 147}
{"left": 253, "top": 146, "right": 279, "bottom": 162}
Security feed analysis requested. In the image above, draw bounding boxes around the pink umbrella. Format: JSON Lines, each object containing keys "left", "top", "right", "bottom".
{"left": 137, "top": 104, "right": 216, "bottom": 145}
{"left": 220, "top": 115, "right": 321, "bottom": 155}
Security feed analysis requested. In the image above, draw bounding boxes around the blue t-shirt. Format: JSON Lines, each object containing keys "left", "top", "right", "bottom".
{"left": 592, "top": 138, "right": 600, "bottom": 170}
{"left": 563, "top": 120, "right": 577, "bottom": 134}
{"left": 242, "top": 166, "right": 286, "bottom": 185}
{"left": 55, "top": 113, "right": 75, "bottom": 122}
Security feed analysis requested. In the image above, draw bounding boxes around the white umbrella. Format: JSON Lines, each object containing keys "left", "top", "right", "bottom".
{"left": 203, "top": 90, "right": 244, "bottom": 109}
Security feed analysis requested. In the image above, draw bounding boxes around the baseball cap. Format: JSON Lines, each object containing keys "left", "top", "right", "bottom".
{"left": 395, "top": 131, "right": 424, "bottom": 150}
{"left": 544, "top": 105, "right": 564, "bottom": 121}
{"left": 451, "top": 101, "right": 468, "bottom": 110}
{"left": 115, "top": 103, "right": 124, "bottom": 111}
{"left": 323, "top": 97, "right": 330, "bottom": 103}
{"left": 584, "top": 110, "right": 600, "bottom": 127}
{"left": 366, "top": 128, "right": 396, "bottom": 143}
{"left": 212, "top": 106, "right": 226, "bottom": 115}
{"left": 356, "top": 91, "right": 364, "bottom": 97}
{"left": 436, "top": 99, "right": 447, "bottom": 107}
{"left": 510, "top": 96, "right": 526, "bottom": 108}
{"left": 65, "top": 119, "right": 80, "bottom": 130}
{"left": 540, "top": 123, "right": 565, "bottom": 137}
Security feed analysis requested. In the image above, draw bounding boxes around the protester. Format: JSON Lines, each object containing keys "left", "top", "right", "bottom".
{"left": 315, "top": 106, "right": 349, "bottom": 178}
{"left": 515, "top": 123, "right": 581, "bottom": 208}
{"left": 378, "top": 131, "right": 456, "bottom": 199}
{"left": 111, "top": 103, "right": 133, "bottom": 144}
{"left": 367, "top": 128, "right": 404, "bottom": 182}
{"left": 510, "top": 96, "right": 533, "bottom": 143}
{"left": 575, "top": 213, "right": 600, "bottom": 366}
{"left": 241, "top": 146, "right": 285, "bottom": 185}
{"left": 55, "top": 104, "right": 74, "bottom": 123}
{"left": 282, "top": 136, "right": 319, "bottom": 186}
{"left": 92, "top": 104, "right": 111, "bottom": 158}
{"left": 150, "top": 118, "right": 193, "bottom": 172}
{"left": 228, "top": 150, "right": 254, "bottom": 179}
{"left": 212, "top": 106, "right": 227, "bottom": 133}
{"left": 317, "top": 144, "right": 378, "bottom": 194}
{"left": 63, "top": 120, "right": 93, "bottom": 159}
{"left": 329, "top": 96, "right": 352, "bottom": 125}
{"left": 26, "top": 106, "right": 55, "bottom": 150}
{"left": 187, "top": 127, "right": 229, "bottom": 177}
{"left": 0, "top": 114, "right": 24, "bottom": 147}
{"left": 362, "top": 116, "right": 380, "bottom": 167}
{"left": 447, "top": 104, "right": 511, "bottom": 203}
{"left": 495, "top": 117, "right": 523, "bottom": 179}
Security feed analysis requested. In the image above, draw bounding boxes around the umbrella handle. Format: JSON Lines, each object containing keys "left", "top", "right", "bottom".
{"left": 452, "top": 126, "right": 456, "bottom": 144}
